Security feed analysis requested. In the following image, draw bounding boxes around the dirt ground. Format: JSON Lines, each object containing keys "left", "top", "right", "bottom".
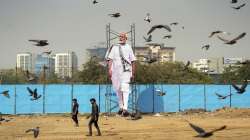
{"left": 1, "top": 108, "right": 250, "bottom": 140}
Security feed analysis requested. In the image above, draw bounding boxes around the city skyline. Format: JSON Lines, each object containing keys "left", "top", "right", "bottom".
{"left": 15, "top": 51, "right": 78, "bottom": 78}
{"left": 0, "top": 0, "right": 249, "bottom": 69}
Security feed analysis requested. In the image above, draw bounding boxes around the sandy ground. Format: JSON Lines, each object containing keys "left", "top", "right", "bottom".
{"left": 1, "top": 108, "right": 250, "bottom": 140}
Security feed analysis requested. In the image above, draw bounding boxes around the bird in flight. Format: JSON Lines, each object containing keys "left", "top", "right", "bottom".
{"left": 25, "top": 70, "right": 36, "bottom": 82}
{"left": 170, "top": 22, "right": 178, "bottom": 26}
{"left": 108, "top": 13, "right": 121, "bottom": 18}
{"left": 143, "top": 35, "right": 152, "bottom": 42}
{"left": 217, "top": 32, "right": 246, "bottom": 45}
{"left": 215, "top": 92, "right": 232, "bottom": 100}
{"left": 0, "top": 90, "right": 10, "bottom": 98}
{"left": 231, "top": 0, "right": 237, "bottom": 4}
{"left": 27, "top": 87, "right": 42, "bottom": 100}
{"left": 163, "top": 35, "right": 172, "bottom": 39}
{"left": 183, "top": 61, "right": 191, "bottom": 71}
{"left": 232, "top": 3, "right": 246, "bottom": 10}
{"left": 239, "top": 60, "right": 250, "bottom": 65}
{"left": 144, "top": 13, "right": 151, "bottom": 23}
{"left": 42, "top": 50, "right": 52, "bottom": 55}
{"left": 25, "top": 127, "right": 40, "bottom": 138}
{"left": 29, "top": 40, "right": 49, "bottom": 47}
{"left": 186, "top": 120, "right": 227, "bottom": 138}
{"left": 232, "top": 80, "right": 248, "bottom": 94}
{"left": 92, "top": 0, "right": 98, "bottom": 4}
{"left": 141, "top": 56, "right": 157, "bottom": 64}
{"left": 147, "top": 24, "right": 171, "bottom": 35}
{"left": 209, "top": 31, "right": 230, "bottom": 38}
{"left": 156, "top": 89, "right": 166, "bottom": 96}
{"left": 202, "top": 44, "right": 210, "bottom": 50}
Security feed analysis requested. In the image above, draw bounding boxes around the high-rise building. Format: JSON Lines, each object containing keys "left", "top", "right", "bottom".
{"left": 34, "top": 54, "right": 55, "bottom": 77}
{"left": 208, "top": 57, "right": 224, "bottom": 74}
{"left": 86, "top": 43, "right": 176, "bottom": 65}
{"left": 192, "top": 59, "right": 209, "bottom": 73}
{"left": 223, "top": 57, "right": 244, "bottom": 68}
{"left": 135, "top": 43, "right": 175, "bottom": 63}
{"left": 192, "top": 57, "right": 245, "bottom": 74}
{"left": 55, "top": 51, "right": 78, "bottom": 78}
{"left": 16, "top": 52, "right": 33, "bottom": 72}
{"left": 87, "top": 47, "right": 107, "bottom": 61}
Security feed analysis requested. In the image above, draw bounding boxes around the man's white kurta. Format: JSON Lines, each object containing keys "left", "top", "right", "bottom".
{"left": 105, "top": 44, "right": 136, "bottom": 110}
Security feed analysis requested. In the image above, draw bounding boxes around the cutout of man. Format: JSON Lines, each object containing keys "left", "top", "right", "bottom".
{"left": 105, "top": 32, "right": 136, "bottom": 117}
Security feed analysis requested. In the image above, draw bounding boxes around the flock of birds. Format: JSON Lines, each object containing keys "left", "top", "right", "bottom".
{"left": 1, "top": 112, "right": 39, "bottom": 138}
{"left": 152, "top": 79, "right": 248, "bottom": 138}
{"left": 200, "top": 1, "right": 247, "bottom": 51}
{"left": 215, "top": 79, "right": 248, "bottom": 100}
{"left": 94, "top": 0, "right": 247, "bottom": 64}
{"left": 0, "top": 87, "right": 42, "bottom": 100}
{"left": 204, "top": 31, "right": 247, "bottom": 47}
{"left": 0, "top": 86, "right": 42, "bottom": 138}
{"left": 0, "top": 0, "right": 249, "bottom": 138}
{"left": 28, "top": 39, "right": 51, "bottom": 58}
{"left": 231, "top": 0, "right": 246, "bottom": 10}
{"left": 0, "top": 45, "right": 44, "bottom": 129}
{"left": 93, "top": 0, "right": 247, "bottom": 48}
{"left": 104, "top": 2, "right": 184, "bottom": 47}
{"left": 153, "top": 79, "right": 248, "bottom": 101}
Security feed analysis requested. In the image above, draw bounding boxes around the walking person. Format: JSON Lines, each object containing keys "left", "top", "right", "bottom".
{"left": 86, "top": 98, "right": 101, "bottom": 136}
{"left": 72, "top": 98, "right": 79, "bottom": 127}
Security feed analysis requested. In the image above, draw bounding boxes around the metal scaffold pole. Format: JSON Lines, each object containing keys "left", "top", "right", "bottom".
{"left": 105, "top": 23, "right": 112, "bottom": 115}
{"left": 14, "top": 64, "right": 17, "bottom": 114}
{"left": 130, "top": 23, "right": 137, "bottom": 113}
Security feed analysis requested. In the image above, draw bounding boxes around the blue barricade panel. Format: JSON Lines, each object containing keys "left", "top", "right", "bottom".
{"left": 153, "top": 84, "right": 165, "bottom": 113}
{"left": 180, "top": 85, "right": 204, "bottom": 111}
{"left": 73, "top": 85, "right": 99, "bottom": 113}
{"left": 0, "top": 85, "right": 15, "bottom": 114}
{"left": 99, "top": 84, "right": 119, "bottom": 113}
{"left": 162, "top": 84, "right": 179, "bottom": 112}
{"left": 0, "top": 84, "right": 249, "bottom": 114}
{"left": 137, "top": 84, "right": 154, "bottom": 113}
{"left": 231, "top": 84, "right": 250, "bottom": 108}
{"left": 45, "top": 84, "right": 71, "bottom": 113}
{"left": 16, "top": 85, "right": 43, "bottom": 114}
{"left": 108, "top": 84, "right": 119, "bottom": 113}
{"left": 206, "top": 85, "right": 230, "bottom": 111}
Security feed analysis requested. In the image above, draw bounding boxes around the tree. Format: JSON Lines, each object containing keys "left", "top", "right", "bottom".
{"left": 219, "top": 61, "right": 250, "bottom": 84}
{"left": 237, "top": 62, "right": 250, "bottom": 80}
{"left": 77, "top": 58, "right": 107, "bottom": 84}
{"left": 135, "top": 61, "right": 212, "bottom": 84}
{"left": 46, "top": 73, "right": 64, "bottom": 84}
{"left": 0, "top": 68, "right": 27, "bottom": 84}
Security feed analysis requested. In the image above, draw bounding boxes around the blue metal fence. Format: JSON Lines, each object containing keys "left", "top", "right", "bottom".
{"left": 0, "top": 84, "right": 249, "bottom": 114}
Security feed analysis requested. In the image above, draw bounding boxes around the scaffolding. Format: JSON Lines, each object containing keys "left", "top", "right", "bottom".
{"left": 105, "top": 23, "right": 137, "bottom": 115}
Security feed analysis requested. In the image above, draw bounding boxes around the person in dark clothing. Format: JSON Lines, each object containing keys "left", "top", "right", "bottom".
{"left": 86, "top": 98, "right": 101, "bottom": 136}
{"left": 72, "top": 98, "right": 79, "bottom": 127}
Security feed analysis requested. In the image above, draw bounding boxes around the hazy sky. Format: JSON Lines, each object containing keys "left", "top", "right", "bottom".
{"left": 0, "top": 0, "right": 249, "bottom": 69}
